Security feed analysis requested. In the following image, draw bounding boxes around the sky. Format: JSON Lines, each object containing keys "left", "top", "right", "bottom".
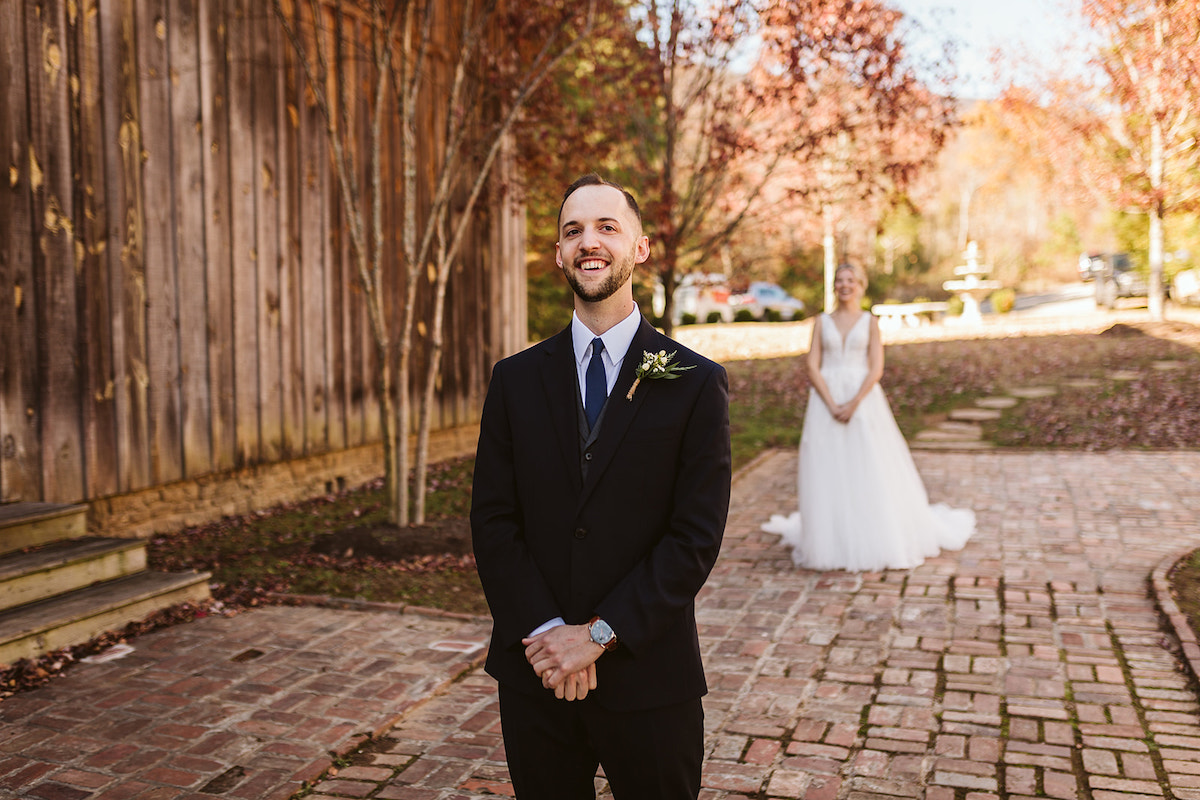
{"left": 890, "top": 0, "right": 1091, "bottom": 99}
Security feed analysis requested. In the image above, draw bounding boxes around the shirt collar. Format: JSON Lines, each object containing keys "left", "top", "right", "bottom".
{"left": 571, "top": 306, "right": 641, "bottom": 367}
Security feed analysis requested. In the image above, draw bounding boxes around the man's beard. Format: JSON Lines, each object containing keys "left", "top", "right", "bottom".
{"left": 564, "top": 247, "right": 636, "bottom": 303}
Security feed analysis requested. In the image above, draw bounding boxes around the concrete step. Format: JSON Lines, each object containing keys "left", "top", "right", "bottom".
{"left": 0, "top": 502, "right": 88, "bottom": 556}
{"left": 0, "top": 537, "right": 147, "bottom": 613}
{"left": 0, "top": 570, "right": 211, "bottom": 667}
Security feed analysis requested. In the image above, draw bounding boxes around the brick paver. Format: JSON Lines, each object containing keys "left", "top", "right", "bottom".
{"left": 0, "top": 607, "right": 491, "bottom": 800}
{"left": 4, "top": 448, "right": 1200, "bottom": 799}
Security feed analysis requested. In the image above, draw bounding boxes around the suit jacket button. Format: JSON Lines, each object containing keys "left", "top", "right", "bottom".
{"left": 574, "top": 527, "right": 587, "bottom": 539}
{"left": 584, "top": 452, "right": 593, "bottom": 461}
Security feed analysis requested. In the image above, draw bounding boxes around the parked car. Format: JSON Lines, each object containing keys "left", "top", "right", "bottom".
{"left": 1090, "top": 253, "right": 1149, "bottom": 309}
{"left": 652, "top": 273, "right": 733, "bottom": 325}
{"left": 728, "top": 282, "right": 806, "bottom": 321}
{"left": 1173, "top": 269, "right": 1200, "bottom": 306}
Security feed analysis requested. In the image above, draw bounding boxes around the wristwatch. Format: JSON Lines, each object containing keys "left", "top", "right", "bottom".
{"left": 588, "top": 616, "right": 618, "bottom": 652}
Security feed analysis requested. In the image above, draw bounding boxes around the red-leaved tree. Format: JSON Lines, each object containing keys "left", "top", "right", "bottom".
{"left": 1003, "top": 0, "right": 1200, "bottom": 319}
{"left": 634, "top": 0, "right": 953, "bottom": 328}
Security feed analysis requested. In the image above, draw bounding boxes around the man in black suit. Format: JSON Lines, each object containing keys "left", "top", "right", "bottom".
{"left": 471, "top": 173, "right": 732, "bottom": 799}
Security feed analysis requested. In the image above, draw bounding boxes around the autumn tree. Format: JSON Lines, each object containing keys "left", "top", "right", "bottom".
{"left": 629, "top": 0, "right": 952, "bottom": 328}
{"left": 1003, "top": 0, "right": 1200, "bottom": 319}
{"left": 511, "top": 0, "right": 660, "bottom": 339}
{"left": 1084, "top": 0, "right": 1200, "bottom": 319}
{"left": 274, "top": 0, "right": 594, "bottom": 524}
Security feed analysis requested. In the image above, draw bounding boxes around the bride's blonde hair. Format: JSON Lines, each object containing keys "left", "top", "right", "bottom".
{"left": 836, "top": 262, "right": 868, "bottom": 290}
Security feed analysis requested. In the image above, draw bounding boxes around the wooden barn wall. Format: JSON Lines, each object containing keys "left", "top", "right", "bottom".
{"left": 0, "top": 0, "right": 525, "bottom": 506}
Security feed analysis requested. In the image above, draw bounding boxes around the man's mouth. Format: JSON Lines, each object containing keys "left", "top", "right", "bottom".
{"left": 577, "top": 257, "right": 609, "bottom": 272}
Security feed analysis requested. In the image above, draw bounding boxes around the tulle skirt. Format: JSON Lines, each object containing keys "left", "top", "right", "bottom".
{"left": 762, "top": 368, "right": 974, "bottom": 572}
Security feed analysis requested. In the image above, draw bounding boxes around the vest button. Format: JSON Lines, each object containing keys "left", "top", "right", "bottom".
{"left": 584, "top": 452, "right": 593, "bottom": 461}
{"left": 574, "top": 527, "right": 587, "bottom": 539}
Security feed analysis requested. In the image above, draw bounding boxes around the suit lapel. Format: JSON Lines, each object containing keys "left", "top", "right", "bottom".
{"left": 540, "top": 328, "right": 583, "bottom": 494}
{"left": 577, "top": 318, "right": 659, "bottom": 507}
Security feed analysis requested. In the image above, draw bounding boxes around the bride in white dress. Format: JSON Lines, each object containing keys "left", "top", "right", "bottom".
{"left": 762, "top": 263, "right": 974, "bottom": 571}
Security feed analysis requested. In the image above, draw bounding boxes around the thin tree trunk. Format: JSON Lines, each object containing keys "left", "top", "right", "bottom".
{"left": 823, "top": 205, "right": 836, "bottom": 312}
{"left": 1149, "top": 201, "right": 1165, "bottom": 320}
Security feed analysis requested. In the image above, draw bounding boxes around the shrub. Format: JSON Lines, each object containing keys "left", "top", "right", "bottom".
{"left": 680, "top": 312, "right": 698, "bottom": 325}
{"left": 734, "top": 308, "right": 757, "bottom": 322}
{"left": 990, "top": 287, "right": 1016, "bottom": 314}
{"left": 764, "top": 308, "right": 783, "bottom": 322}
{"left": 706, "top": 310, "right": 725, "bottom": 324}
{"left": 946, "top": 295, "right": 964, "bottom": 316}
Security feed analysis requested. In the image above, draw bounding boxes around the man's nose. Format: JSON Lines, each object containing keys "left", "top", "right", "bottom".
{"left": 579, "top": 226, "right": 602, "bottom": 250}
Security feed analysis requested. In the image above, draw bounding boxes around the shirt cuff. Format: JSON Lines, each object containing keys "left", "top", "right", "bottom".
{"left": 528, "top": 617, "right": 565, "bottom": 637}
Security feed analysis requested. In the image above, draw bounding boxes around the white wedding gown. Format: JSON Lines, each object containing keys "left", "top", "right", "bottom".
{"left": 761, "top": 313, "right": 975, "bottom": 571}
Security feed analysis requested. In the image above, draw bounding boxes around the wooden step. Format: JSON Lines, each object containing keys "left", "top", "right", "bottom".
{"left": 0, "top": 538, "right": 148, "bottom": 613}
{"left": 0, "top": 570, "right": 212, "bottom": 667}
{"left": 0, "top": 503, "right": 89, "bottom": 556}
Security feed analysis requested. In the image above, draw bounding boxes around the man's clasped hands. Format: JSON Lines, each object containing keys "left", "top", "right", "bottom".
{"left": 522, "top": 623, "right": 604, "bottom": 701}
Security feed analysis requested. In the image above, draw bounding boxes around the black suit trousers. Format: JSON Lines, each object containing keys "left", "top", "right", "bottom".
{"left": 498, "top": 685, "right": 704, "bottom": 800}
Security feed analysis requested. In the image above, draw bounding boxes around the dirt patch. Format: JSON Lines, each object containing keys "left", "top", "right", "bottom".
{"left": 1098, "top": 323, "right": 1146, "bottom": 337}
{"left": 1100, "top": 320, "right": 1200, "bottom": 346}
{"left": 311, "top": 517, "right": 472, "bottom": 561}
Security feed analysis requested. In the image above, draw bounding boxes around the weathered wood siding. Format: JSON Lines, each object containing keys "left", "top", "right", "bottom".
{"left": 0, "top": 0, "right": 524, "bottom": 505}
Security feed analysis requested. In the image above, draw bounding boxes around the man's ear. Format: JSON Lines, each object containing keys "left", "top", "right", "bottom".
{"left": 555, "top": 242, "right": 563, "bottom": 269}
{"left": 635, "top": 235, "right": 650, "bottom": 264}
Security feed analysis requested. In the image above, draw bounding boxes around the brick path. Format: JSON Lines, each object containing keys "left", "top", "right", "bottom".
{"left": 5, "top": 448, "right": 1200, "bottom": 799}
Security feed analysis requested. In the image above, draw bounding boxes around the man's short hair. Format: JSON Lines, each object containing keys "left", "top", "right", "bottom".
{"left": 558, "top": 173, "right": 642, "bottom": 231}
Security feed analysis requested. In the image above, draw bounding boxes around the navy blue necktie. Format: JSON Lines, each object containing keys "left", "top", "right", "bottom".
{"left": 585, "top": 337, "right": 607, "bottom": 430}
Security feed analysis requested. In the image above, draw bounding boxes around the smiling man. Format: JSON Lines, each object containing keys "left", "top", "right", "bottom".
{"left": 470, "top": 173, "right": 732, "bottom": 799}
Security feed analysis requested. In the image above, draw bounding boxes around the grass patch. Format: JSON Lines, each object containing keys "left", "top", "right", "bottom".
{"left": 148, "top": 456, "right": 486, "bottom": 615}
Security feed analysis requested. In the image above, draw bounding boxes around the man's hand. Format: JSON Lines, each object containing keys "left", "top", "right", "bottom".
{"left": 523, "top": 624, "right": 604, "bottom": 700}
{"left": 554, "top": 663, "right": 598, "bottom": 701}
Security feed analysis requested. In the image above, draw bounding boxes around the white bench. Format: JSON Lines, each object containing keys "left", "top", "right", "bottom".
{"left": 871, "top": 302, "right": 949, "bottom": 330}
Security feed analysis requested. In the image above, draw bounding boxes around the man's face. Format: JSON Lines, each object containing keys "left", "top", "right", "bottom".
{"left": 556, "top": 185, "right": 649, "bottom": 304}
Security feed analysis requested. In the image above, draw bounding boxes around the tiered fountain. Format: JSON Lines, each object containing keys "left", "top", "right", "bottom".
{"left": 943, "top": 241, "right": 1001, "bottom": 325}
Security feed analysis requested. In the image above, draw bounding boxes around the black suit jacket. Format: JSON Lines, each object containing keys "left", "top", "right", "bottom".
{"left": 471, "top": 317, "right": 731, "bottom": 712}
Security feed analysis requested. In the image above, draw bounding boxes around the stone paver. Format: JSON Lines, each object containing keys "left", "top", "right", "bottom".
{"left": 4, "top": 448, "right": 1200, "bottom": 799}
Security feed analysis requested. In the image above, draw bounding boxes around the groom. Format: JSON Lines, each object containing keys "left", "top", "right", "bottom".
{"left": 470, "top": 173, "right": 732, "bottom": 799}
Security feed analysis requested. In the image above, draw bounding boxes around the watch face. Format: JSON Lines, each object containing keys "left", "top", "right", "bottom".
{"left": 590, "top": 619, "right": 615, "bottom": 645}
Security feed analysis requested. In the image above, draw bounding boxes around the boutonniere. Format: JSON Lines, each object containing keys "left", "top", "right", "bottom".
{"left": 626, "top": 349, "right": 695, "bottom": 401}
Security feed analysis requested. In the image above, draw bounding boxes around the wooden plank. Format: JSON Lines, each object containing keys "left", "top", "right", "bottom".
{"left": 25, "top": 0, "right": 84, "bottom": 503}
{"left": 99, "top": 0, "right": 152, "bottom": 492}
{"left": 136, "top": 0, "right": 184, "bottom": 485}
{"left": 0, "top": 0, "right": 41, "bottom": 502}
{"left": 276, "top": 0, "right": 304, "bottom": 458}
{"left": 71, "top": 0, "right": 120, "bottom": 499}
{"left": 198, "top": 0, "right": 235, "bottom": 473}
{"left": 339, "top": 12, "right": 364, "bottom": 449}
{"left": 291, "top": 0, "right": 328, "bottom": 450}
{"left": 168, "top": 0, "right": 213, "bottom": 478}
{"left": 294, "top": 0, "right": 330, "bottom": 453}
{"left": 227, "top": 0, "right": 260, "bottom": 466}
{"left": 254, "top": 1, "right": 283, "bottom": 462}
{"left": 322, "top": 3, "right": 346, "bottom": 452}
{"left": 356, "top": 17, "right": 380, "bottom": 445}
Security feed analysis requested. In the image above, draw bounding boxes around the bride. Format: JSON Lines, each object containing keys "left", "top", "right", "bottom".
{"left": 762, "top": 263, "right": 974, "bottom": 571}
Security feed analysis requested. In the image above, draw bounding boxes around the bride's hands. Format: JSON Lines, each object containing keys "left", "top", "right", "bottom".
{"left": 832, "top": 401, "right": 858, "bottom": 423}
